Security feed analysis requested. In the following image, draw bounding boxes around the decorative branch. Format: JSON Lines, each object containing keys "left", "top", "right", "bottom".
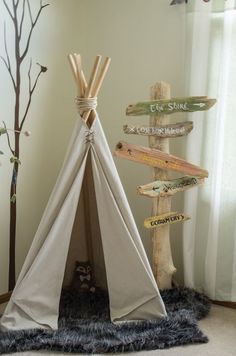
{"left": 0, "top": 56, "right": 16, "bottom": 91}
{"left": 19, "top": 0, "right": 26, "bottom": 40}
{"left": 15, "top": 0, "right": 20, "bottom": 8}
{"left": 28, "top": 58, "right": 32, "bottom": 92}
{"left": 3, "top": 23, "right": 10, "bottom": 69}
{"left": 26, "top": 0, "right": 33, "bottom": 25}
{"left": 2, "top": 122, "right": 14, "bottom": 155}
{"left": 20, "top": 2, "right": 49, "bottom": 63}
{"left": 20, "top": 63, "right": 47, "bottom": 130}
{"left": 2, "top": 0, "right": 14, "bottom": 22}
{"left": 2, "top": 22, "right": 16, "bottom": 90}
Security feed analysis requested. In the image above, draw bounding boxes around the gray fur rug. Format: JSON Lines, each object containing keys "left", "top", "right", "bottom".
{"left": 0, "top": 287, "right": 210, "bottom": 354}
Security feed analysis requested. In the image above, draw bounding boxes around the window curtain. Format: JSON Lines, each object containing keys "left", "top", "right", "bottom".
{"left": 183, "top": 0, "right": 236, "bottom": 301}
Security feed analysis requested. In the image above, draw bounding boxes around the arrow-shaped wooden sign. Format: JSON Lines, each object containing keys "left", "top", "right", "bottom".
{"left": 114, "top": 141, "right": 208, "bottom": 178}
{"left": 138, "top": 176, "right": 204, "bottom": 198}
{"left": 144, "top": 212, "right": 190, "bottom": 229}
{"left": 123, "top": 121, "right": 193, "bottom": 138}
{"left": 126, "top": 96, "right": 216, "bottom": 116}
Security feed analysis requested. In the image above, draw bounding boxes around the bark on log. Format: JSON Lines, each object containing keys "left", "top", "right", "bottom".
{"left": 148, "top": 82, "right": 174, "bottom": 290}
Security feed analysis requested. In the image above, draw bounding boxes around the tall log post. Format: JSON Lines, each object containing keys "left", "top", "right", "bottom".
{"left": 149, "top": 82, "right": 176, "bottom": 289}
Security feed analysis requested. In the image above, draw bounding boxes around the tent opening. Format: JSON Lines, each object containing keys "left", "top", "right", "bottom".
{"left": 63, "top": 149, "right": 108, "bottom": 293}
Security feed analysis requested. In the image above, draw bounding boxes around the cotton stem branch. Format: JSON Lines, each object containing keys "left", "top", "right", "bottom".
{"left": 3, "top": 0, "right": 14, "bottom": 22}
{"left": 15, "top": 0, "right": 20, "bottom": 9}
{"left": 20, "top": 65, "right": 43, "bottom": 130}
{"left": 19, "top": 0, "right": 26, "bottom": 40}
{"left": 20, "top": 1, "right": 49, "bottom": 63}
{"left": 26, "top": 0, "right": 33, "bottom": 25}
{"left": 0, "top": 56, "right": 16, "bottom": 92}
{"left": 2, "top": 121, "right": 14, "bottom": 155}
{"left": 2, "top": 22, "right": 17, "bottom": 91}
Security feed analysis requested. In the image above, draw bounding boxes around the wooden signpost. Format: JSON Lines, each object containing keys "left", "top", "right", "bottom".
{"left": 115, "top": 82, "right": 216, "bottom": 290}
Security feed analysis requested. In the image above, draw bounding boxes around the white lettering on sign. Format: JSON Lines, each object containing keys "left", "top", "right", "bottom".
{"left": 137, "top": 127, "right": 185, "bottom": 135}
{"left": 150, "top": 102, "right": 188, "bottom": 113}
{"left": 150, "top": 104, "right": 164, "bottom": 113}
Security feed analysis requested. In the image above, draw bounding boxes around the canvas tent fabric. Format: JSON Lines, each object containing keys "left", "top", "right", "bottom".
{"left": 0, "top": 114, "right": 167, "bottom": 331}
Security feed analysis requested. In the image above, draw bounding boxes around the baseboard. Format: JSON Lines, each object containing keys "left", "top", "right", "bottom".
{"left": 0, "top": 292, "right": 12, "bottom": 305}
{"left": 212, "top": 300, "right": 236, "bottom": 310}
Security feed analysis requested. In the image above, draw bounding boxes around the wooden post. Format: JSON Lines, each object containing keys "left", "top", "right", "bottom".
{"left": 116, "top": 84, "right": 216, "bottom": 290}
{"left": 149, "top": 82, "right": 176, "bottom": 289}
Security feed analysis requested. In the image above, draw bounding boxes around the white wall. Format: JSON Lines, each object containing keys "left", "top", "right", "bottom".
{"left": 0, "top": 0, "right": 87, "bottom": 293}
{"left": 80, "top": 0, "right": 186, "bottom": 282}
{"left": 0, "top": 0, "right": 186, "bottom": 295}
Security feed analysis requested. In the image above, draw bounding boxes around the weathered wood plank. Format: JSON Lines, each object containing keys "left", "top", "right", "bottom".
{"left": 114, "top": 141, "right": 209, "bottom": 178}
{"left": 149, "top": 82, "right": 174, "bottom": 290}
{"left": 0, "top": 291, "right": 12, "bottom": 305}
{"left": 138, "top": 175, "right": 205, "bottom": 197}
{"left": 144, "top": 212, "right": 190, "bottom": 229}
{"left": 123, "top": 121, "right": 193, "bottom": 138}
{"left": 126, "top": 96, "right": 216, "bottom": 116}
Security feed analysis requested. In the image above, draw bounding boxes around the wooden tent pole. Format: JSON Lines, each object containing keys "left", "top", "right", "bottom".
{"left": 68, "top": 53, "right": 110, "bottom": 267}
{"left": 85, "top": 55, "right": 102, "bottom": 98}
{"left": 149, "top": 82, "right": 176, "bottom": 289}
{"left": 79, "top": 59, "right": 95, "bottom": 265}
{"left": 0, "top": 291, "right": 12, "bottom": 305}
{"left": 68, "top": 54, "right": 94, "bottom": 264}
{"left": 83, "top": 57, "right": 111, "bottom": 124}
{"left": 82, "top": 166, "right": 94, "bottom": 265}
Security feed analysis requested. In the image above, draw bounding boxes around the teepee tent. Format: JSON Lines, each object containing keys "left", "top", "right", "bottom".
{"left": 1, "top": 55, "right": 166, "bottom": 331}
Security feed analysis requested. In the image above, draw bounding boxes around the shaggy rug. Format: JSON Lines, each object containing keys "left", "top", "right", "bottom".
{"left": 0, "top": 287, "right": 210, "bottom": 354}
